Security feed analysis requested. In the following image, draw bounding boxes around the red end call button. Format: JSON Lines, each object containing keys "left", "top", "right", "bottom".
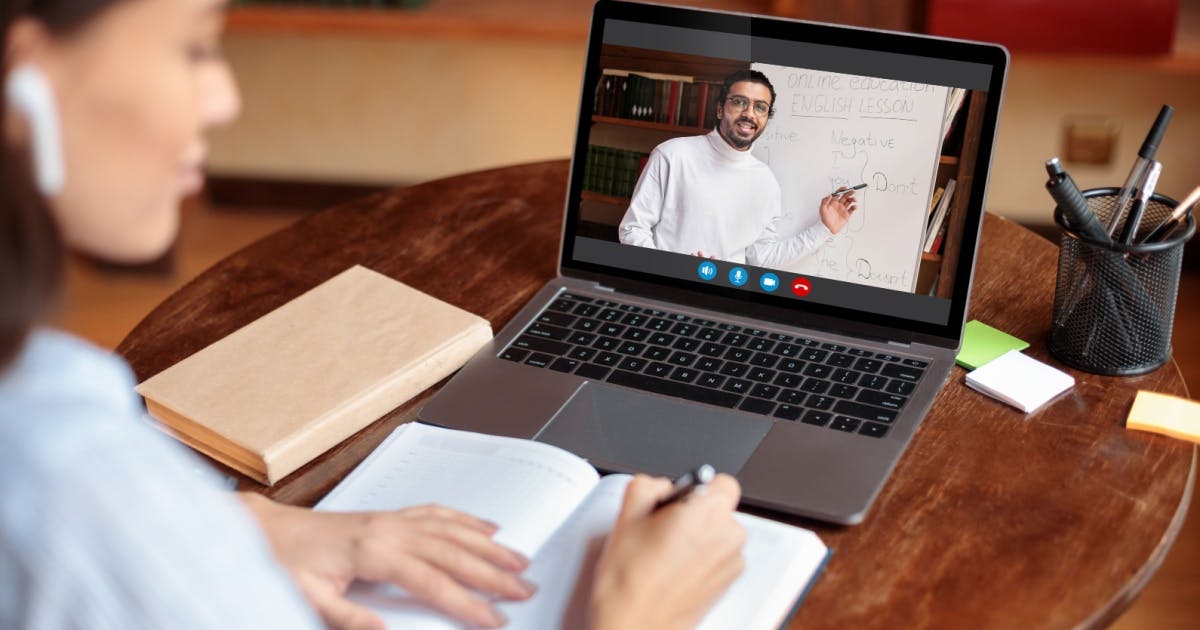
{"left": 791, "top": 277, "right": 812, "bottom": 297}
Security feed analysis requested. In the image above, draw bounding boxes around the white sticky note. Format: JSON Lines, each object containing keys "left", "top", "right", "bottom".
{"left": 965, "top": 350, "right": 1074, "bottom": 413}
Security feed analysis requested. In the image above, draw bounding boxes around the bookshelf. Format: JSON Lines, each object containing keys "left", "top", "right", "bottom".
{"left": 592, "top": 115, "right": 709, "bottom": 135}
{"left": 936, "top": 90, "right": 987, "bottom": 297}
{"left": 580, "top": 190, "right": 630, "bottom": 206}
{"left": 915, "top": 90, "right": 986, "bottom": 298}
{"left": 598, "top": 46, "right": 751, "bottom": 83}
{"left": 581, "top": 47, "right": 750, "bottom": 233}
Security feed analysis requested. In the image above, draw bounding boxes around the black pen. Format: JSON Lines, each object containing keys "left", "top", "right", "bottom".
{"left": 653, "top": 464, "right": 715, "bottom": 511}
{"left": 1106, "top": 104, "right": 1173, "bottom": 236}
{"left": 832, "top": 183, "right": 867, "bottom": 198}
{"left": 1118, "top": 160, "right": 1162, "bottom": 244}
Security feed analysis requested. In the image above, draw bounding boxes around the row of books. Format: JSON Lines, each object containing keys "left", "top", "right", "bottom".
{"left": 940, "top": 88, "right": 967, "bottom": 145}
{"left": 923, "top": 178, "right": 957, "bottom": 255}
{"left": 583, "top": 145, "right": 649, "bottom": 200}
{"left": 594, "top": 71, "right": 723, "bottom": 129}
{"left": 923, "top": 89, "right": 970, "bottom": 260}
{"left": 938, "top": 87, "right": 969, "bottom": 159}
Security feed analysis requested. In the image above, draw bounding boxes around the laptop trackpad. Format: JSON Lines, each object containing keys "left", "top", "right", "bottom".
{"left": 533, "top": 382, "right": 772, "bottom": 478}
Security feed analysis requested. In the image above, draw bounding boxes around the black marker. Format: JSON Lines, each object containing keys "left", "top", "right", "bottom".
{"left": 831, "top": 183, "right": 867, "bottom": 198}
{"left": 1045, "top": 158, "right": 1110, "bottom": 244}
{"left": 653, "top": 464, "right": 715, "bottom": 512}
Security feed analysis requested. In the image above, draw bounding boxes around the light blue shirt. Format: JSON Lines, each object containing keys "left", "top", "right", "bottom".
{"left": 0, "top": 330, "right": 322, "bottom": 629}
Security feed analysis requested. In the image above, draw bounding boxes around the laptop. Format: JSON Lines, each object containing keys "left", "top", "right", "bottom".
{"left": 421, "top": 0, "right": 1008, "bottom": 525}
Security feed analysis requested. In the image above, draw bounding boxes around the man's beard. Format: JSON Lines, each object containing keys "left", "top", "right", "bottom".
{"left": 719, "top": 115, "right": 763, "bottom": 150}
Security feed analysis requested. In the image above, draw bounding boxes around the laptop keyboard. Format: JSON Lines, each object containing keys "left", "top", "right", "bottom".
{"left": 498, "top": 293, "right": 928, "bottom": 439}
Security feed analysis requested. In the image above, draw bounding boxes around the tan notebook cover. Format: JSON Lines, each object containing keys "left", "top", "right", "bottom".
{"left": 135, "top": 265, "right": 493, "bottom": 485}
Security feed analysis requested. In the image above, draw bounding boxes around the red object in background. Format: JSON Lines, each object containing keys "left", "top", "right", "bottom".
{"left": 926, "top": 0, "right": 1178, "bottom": 55}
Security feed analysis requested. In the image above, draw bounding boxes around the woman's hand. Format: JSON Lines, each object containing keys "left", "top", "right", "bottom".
{"left": 240, "top": 493, "right": 535, "bottom": 630}
{"left": 819, "top": 188, "right": 858, "bottom": 234}
{"left": 588, "top": 474, "right": 746, "bottom": 630}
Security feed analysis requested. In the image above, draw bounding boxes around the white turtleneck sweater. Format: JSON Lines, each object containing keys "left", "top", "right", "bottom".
{"left": 618, "top": 129, "right": 831, "bottom": 267}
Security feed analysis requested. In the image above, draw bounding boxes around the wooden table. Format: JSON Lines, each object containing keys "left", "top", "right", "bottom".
{"left": 119, "top": 160, "right": 1194, "bottom": 628}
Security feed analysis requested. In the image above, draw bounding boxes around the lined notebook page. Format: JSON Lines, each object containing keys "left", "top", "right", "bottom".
{"left": 318, "top": 422, "right": 600, "bottom": 555}
{"left": 501, "top": 475, "right": 830, "bottom": 630}
{"left": 317, "top": 423, "right": 602, "bottom": 630}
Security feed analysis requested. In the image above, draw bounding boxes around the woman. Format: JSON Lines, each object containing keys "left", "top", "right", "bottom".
{"left": 0, "top": 1, "right": 747, "bottom": 628}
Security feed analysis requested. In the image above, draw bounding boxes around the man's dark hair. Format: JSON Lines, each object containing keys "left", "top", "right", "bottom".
{"left": 717, "top": 69, "right": 776, "bottom": 119}
{"left": 1, "top": 0, "right": 126, "bottom": 368}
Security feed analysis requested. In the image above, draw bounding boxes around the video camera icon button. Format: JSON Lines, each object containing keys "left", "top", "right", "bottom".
{"left": 697, "top": 261, "right": 718, "bottom": 281}
{"left": 759, "top": 273, "right": 780, "bottom": 292}
{"left": 728, "top": 266, "right": 749, "bottom": 286}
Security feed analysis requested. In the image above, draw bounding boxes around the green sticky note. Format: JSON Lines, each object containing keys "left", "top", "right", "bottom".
{"left": 956, "top": 320, "right": 1029, "bottom": 370}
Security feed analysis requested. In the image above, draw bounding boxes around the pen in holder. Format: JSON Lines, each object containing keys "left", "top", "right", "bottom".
{"left": 1049, "top": 187, "right": 1195, "bottom": 375}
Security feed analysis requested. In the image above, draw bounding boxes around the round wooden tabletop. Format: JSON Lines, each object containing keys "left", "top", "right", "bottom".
{"left": 119, "top": 160, "right": 1194, "bottom": 628}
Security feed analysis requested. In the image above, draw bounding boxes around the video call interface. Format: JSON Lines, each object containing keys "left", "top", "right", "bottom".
{"left": 567, "top": 16, "right": 998, "bottom": 328}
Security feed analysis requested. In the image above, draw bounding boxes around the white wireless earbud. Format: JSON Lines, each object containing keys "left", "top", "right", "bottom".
{"left": 5, "top": 64, "right": 65, "bottom": 196}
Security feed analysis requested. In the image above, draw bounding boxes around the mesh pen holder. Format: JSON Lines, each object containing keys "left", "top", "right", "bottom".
{"left": 1049, "top": 187, "right": 1195, "bottom": 375}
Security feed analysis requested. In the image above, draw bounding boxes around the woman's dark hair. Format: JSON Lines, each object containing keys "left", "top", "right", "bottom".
{"left": 716, "top": 69, "right": 777, "bottom": 120}
{"left": 1, "top": 0, "right": 123, "bottom": 367}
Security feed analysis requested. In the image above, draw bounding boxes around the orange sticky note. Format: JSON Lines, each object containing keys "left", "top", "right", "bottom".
{"left": 1126, "top": 390, "right": 1200, "bottom": 444}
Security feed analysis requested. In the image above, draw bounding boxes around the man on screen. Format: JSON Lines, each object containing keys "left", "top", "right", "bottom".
{"left": 618, "top": 70, "right": 857, "bottom": 267}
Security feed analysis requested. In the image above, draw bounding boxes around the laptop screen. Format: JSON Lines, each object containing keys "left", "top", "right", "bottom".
{"left": 561, "top": 1, "right": 1008, "bottom": 347}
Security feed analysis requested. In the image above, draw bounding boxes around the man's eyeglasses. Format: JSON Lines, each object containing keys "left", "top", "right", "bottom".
{"left": 725, "top": 95, "right": 771, "bottom": 117}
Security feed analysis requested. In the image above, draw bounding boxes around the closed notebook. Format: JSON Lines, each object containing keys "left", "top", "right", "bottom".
{"left": 135, "top": 265, "right": 492, "bottom": 485}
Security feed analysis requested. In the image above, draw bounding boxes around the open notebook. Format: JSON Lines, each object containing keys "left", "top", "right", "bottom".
{"left": 317, "top": 423, "right": 829, "bottom": 629}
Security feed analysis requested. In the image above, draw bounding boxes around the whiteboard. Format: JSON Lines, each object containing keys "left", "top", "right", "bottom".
{"left": 750, "top": 63, "right": 949, "bottom": 293}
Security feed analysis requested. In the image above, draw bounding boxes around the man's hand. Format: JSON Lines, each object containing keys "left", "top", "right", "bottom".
{"left": 819, "top": 188, "right": 858, "bottom": 234}
{"left": 588, "top": 474, "right": 746, "bottom": 630}
{"left": 240, "top": 493, "right": 534, "bottom": 630}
